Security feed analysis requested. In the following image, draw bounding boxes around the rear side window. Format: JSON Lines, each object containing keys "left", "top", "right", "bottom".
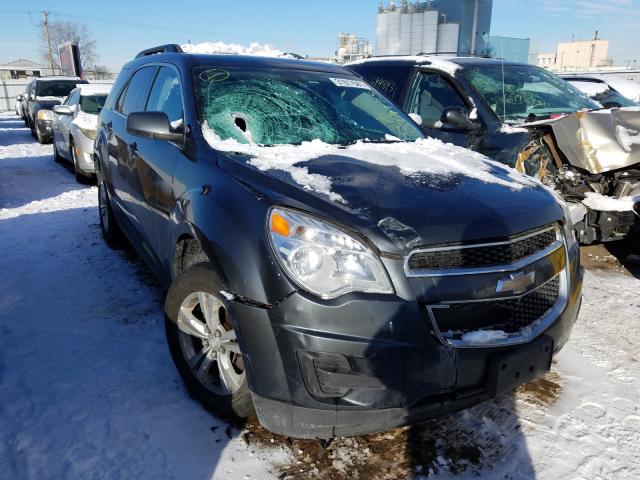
{"left": 145, "top": 67, "right": 183, "bottom": 129}
{"left": 117, "top": 66, "right": 156, "bottom": 116}
{"left": 104, "top": 68, "right": 130, "bottom": 111}
{"left": 348, "top": 64, "right": 413, "bottom": 105}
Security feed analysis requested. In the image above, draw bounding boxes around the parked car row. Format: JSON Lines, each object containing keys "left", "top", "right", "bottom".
{"left": 91, "top": 44, "right": 585, "bottom": 439}
{"left": 346, "top": 57, "right": 640, "bottom": 244}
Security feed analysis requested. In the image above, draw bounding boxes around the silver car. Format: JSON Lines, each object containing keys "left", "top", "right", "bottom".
{"left": 52, "top": 85, "right": 111, "bottom": 183}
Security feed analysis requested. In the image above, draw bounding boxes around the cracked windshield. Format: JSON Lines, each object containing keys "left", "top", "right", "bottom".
{"left": 194, "top": 67, "right": 422, "bottom": 145}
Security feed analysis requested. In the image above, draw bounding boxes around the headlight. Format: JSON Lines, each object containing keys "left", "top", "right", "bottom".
{"left": 268, "top": 208, "right": 393, "bottom": 299}
{"left": 36, "top": 109, "right": 54, "bottom": 121}
{"left": 79, "top": 127, "right": 97, "bottom": 140}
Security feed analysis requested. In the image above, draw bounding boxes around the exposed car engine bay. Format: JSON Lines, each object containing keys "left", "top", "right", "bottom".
{"left": 513, "top": 108, "right": 640, "bottom": 244}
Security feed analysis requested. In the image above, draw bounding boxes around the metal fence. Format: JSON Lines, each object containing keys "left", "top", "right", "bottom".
{"left": 1, "top": 77, "right": 115, "bottom": 112}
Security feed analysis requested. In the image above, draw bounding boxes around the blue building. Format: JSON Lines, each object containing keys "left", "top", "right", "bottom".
{"left": 487, "top": 36, "right": 539, "bottom": 64}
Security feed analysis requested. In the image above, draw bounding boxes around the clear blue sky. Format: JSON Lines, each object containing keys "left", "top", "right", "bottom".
{"left": 1, "top": 0, "right": 639, "bottom": 70}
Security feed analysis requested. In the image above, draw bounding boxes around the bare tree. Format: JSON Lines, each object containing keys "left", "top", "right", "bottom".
{"left": 40, "top": 20, "right": 98, "bottom": 72}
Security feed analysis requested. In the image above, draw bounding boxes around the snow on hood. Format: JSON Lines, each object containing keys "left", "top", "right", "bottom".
{"left": 35, "top": 96, "right": 65, "bottom": 102}
{"left": 182, "top": 42, "right": 285, "bottom": 58}
{"left": 72, "top": 111, "right": 99, "bottom": 131}
{"left": 202, "top": 123, "right": 539, "bottom": 203}
{"left": 582, "top": 192, "right": 640, "bottom": 212}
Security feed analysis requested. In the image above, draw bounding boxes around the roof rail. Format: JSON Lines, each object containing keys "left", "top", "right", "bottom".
{"left": 135, "top": 44, "right": 184, "bottom": 58}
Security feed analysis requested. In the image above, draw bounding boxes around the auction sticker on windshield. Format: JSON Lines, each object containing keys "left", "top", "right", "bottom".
{"left": 330, "top": 78, "right": 371, "bottom": 90}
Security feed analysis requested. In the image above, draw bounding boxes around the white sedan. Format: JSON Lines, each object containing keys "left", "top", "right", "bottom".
{"left": 563, "top": 75, "right": 640, "bottom": 107}
{"left": 52, "top": 84, "right": 111, "bottom": 183}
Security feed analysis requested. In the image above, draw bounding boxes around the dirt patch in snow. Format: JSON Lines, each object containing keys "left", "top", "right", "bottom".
{"left": 581, "top": 239, "right": 640, "bottom": 278}
{"left": 516, "top": 370, "right": 562, "bottom": 408}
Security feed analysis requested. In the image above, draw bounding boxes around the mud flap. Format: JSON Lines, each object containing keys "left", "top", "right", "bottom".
{"left": 487, "top": 336, "right": 554, "bottom": 396}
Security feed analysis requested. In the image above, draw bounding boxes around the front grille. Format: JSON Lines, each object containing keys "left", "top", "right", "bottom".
{"left": 429, "top": 276, "right": 561, "bottom": 342}
{"left": 407, "top": 227, "right": 558, "bottom": 272}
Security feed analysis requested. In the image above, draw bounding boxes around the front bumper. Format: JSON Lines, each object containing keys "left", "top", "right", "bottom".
{"left": 72, "top": 130, "right": 97, "bottom": 174}
{"left": 36, "top": 119, "right": 53, "bottom": 139}
{"left": 576, "top": 207, "right": 640, "bottom": 243}
{"left": 230, "top": 245, "right": 583, "bottom": 438}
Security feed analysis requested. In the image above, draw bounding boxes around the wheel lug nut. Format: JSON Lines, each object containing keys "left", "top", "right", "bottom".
{"left": 215, "top": 330, "right": 222, "bottom": 338}
{"left": 219, "top": 346, "right": 226, "bottom": 354}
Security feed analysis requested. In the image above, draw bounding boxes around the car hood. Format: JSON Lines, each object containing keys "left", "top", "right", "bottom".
{"left": 215, "top": 137, "right": 564, "bottom": 252}
{"left": 34, "top": 97, "right": 65, "bottom": 110}
{"left": 515, "top": 107, "right": 640, "bottom": 174}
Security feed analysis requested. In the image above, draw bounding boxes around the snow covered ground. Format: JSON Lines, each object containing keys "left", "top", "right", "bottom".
{"left": 1, "top": 111, "right": 639, "bottom": 479}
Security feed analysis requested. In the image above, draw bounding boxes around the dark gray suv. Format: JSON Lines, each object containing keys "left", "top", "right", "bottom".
{"left": 95, "top": 44, "right": 583, "bottom": 439}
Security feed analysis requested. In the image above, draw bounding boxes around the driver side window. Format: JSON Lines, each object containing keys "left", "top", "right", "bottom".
{"left": 407, "top": 72, "right": 468, "bottom": 128}
{"left": 145, "top": 67, "right": 184, "bottom": 133}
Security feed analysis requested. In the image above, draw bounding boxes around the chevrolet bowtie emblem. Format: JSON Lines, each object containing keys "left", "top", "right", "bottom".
{"left": 496, "top": 271, "right": 536, "bottom": 295}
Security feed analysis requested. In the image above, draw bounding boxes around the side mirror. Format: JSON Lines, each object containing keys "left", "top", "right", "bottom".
{"left": 408, "top": 113, "right": 423, "bottom": 126}
{"left": 126, "top": 111, "right": 184, "bottom": 143}
{"left": 441, "top": 107, "right": 482, "bottom": 132}
{"left": 602, "top": 102, "right": 622, "bottom": 109}
{"left": 29, "top": 94, "right": 36, "bottom": 101}
{"left": 53, "top": 105, "right": 74, "bottom": 116}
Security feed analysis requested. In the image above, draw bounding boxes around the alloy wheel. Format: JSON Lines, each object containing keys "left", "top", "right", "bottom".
{"left": 177, "top": 292, "right": 245, "bottom": 395}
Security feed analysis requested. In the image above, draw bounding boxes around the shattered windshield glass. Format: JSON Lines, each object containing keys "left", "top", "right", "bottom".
{"left": 193, "top": 67, "right": 422, "bottom": 145}
{"left": 463, "top": 65, "right": 600, "bottom": 124}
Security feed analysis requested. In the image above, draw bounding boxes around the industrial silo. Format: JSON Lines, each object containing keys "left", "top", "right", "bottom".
{"left": 437, "top": 23, "right": 460, "bottom": 54}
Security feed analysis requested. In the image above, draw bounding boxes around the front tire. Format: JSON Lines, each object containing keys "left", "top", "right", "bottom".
{"left": 98, "top": 181, "right": 124, "bottom": 247}
{"left": 53, "top": 140, "right": 63, "bottom": 163}
{"left": 164, "top": 263, "right": 254, "bottom": 420}
{"left": 35, "top": 125, "right": 48, "bottom": 144}
{"left": 71, "top": 139, "right": 90, "bottom": 184}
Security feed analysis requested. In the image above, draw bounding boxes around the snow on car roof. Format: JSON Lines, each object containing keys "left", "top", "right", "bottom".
{"left": 76, "top": 84, "right": 112, "bottom": 96}
{"left": 568, "top": 80, "right": 610, "bottom": 98}
{"left": 182, "top": 42, "right": 285, "bottom": 58}
{"left": 346, "top": 56, "right": 462, "bottom": 76}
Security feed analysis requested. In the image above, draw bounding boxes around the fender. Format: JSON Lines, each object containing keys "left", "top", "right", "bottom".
{"left": 169, "top": 172, "right": 298, "bottom": 306}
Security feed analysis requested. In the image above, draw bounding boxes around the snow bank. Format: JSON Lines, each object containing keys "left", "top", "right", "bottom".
{"left": 202, "top": 123, "right": 538, "bottom": 202}
{"left": 182, "top": 41, "right": 284, "bottom": 57}
{"left": 582, "top": 192, "right": 640, "bottom": 212}
{"left": 72, "top": 111, "right": 99, "bottom": 131}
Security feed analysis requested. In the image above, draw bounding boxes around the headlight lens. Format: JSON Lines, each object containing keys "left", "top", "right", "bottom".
{"left": 268, "top": 208, "right": 393, "bottom": 299}
{"left": 79, "top": 127, "right": 97, "bottom": 140}
{"left": 37, "top": 109, "right": 54, "bottom": 121}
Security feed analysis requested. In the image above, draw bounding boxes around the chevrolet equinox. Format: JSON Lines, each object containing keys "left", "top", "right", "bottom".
{"left": 95, "top": 44, "right": 583, "bottom": 439}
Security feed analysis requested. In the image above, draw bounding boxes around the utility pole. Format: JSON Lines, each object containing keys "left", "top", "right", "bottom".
{"left": 42, "top": 11, "right": 54, "bottom": 75}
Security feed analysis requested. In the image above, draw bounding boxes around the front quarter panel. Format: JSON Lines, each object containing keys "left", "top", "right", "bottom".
{"left": 170, "top": 145, "right": 297, "bottom": 305}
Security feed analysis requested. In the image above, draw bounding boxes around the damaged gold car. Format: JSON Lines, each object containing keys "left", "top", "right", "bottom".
{"left": 347, "top": 57, "right": 640, "bottom": 243}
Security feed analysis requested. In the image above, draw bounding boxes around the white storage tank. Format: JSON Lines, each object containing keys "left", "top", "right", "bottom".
{"left": 422, "top": 10, "right": 439, "bottom": 54}
{"left": 386, "top": 9, "right": 402, "bottom": 55}
{"left": 376, "top": 10, "right": 390, "bottom": 55}
{"left": 437, "top": 23, "right": 460, "bottom": 54}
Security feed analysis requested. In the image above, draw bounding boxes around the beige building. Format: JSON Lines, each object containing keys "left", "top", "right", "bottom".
{"left": 538, "top": 38, "right": 612, "bottom": 72}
